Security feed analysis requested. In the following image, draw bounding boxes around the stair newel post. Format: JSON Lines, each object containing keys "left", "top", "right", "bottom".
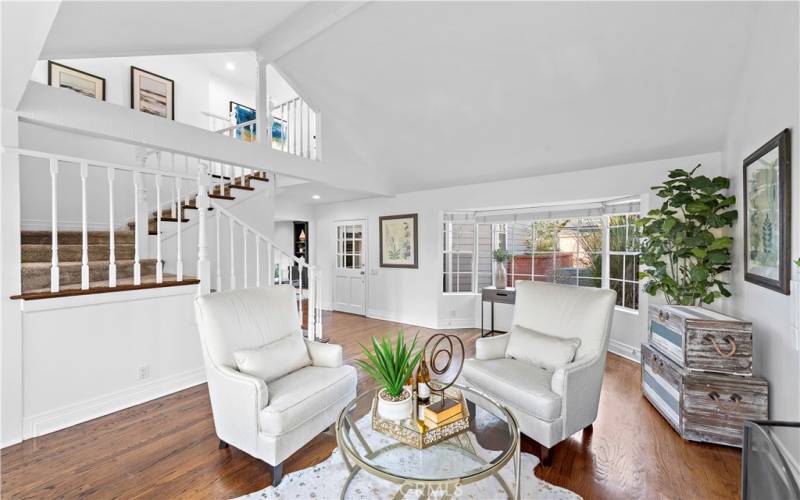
{"left": 298, "top": 257, "right": 304, "bottom": 327}
{"left": 229, "top": 217, "right": 236, "bottom": 289}
{"left": 80, "top": 161, "right": 90, "bottom": 290}
{"left": 155, "top": 174, "right": 163, "bottom": 283}
{"left": 175, "top": 177, "right": 183, "bottom": 281}
{"left": 242, "top": 227, "right": 248, "bottom": 288}
{"left": 308, "top": 265, "right": 316, "bottom": 340}
{"left": 215, "top": 209, "right": 222, "bottom": 292}
{"left": 49, "top": 158, "right": 60, "bottom": 292}
{"left": 196, "top": 163, "right": 211, "bottom": 295}
{"left": 255, "top": 238, "right": 261, "bottom": 287}
{"left": 256, "top": 54, "right": 268, "bottom": 145}
{"left": 132, "top": 171, "right": 143, "bottom": 286}
{"left": 107, "top": 168, "right": 117, "bottom": 287}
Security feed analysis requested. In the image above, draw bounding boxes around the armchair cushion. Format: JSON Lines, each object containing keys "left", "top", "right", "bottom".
{"left": 259, "top": 365, "right": 357, "bottom": 436}
{"left": 305, "top": 340, "right": 343, "bottom": 368}
{"left": 462, "top": 358, "right": 562, "bottom": 421}
{"left": 234, "top": 333, "right": 311, "bottom": 383}
{"left": 505, "top": 324, "right": 581, "bottom": 371}
{"left": 475, "top": 334, "right": 510, "bottom": 360}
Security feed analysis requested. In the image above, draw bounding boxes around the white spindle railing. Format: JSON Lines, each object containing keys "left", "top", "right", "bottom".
{"left": 200, "top": 202, "right": 321, "bottom": 339}
{"left": 49, "top": 158, "right": 59, "bottom": 292}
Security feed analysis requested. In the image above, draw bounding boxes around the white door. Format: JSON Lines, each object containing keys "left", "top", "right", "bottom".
{"left": 333, "top": 220, "right": 367, "bottom": 315}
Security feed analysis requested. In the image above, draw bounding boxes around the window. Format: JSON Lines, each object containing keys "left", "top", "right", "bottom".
{"left": 607, "top": 214, "right": 640, "bottom": 310}
{"left": 442, "top": 222, "right": 474, "bottom": 293}
{"left": 442, "top": 208, "right": 641, "bottom": 311}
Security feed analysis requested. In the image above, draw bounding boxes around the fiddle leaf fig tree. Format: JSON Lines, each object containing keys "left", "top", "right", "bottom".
{"left": 637, "top": 164, "right": 737, "bottom": 305}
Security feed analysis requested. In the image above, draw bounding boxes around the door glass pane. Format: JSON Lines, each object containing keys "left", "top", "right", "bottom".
{"left": 353, "top": 225, "right": 363, "bottom": 239}
{"left": 353, "top": 240, "right": 362, "bottom": 254}
{"left": 345, "top": 255, "right": 353, "bottom": 268}
{"left": 354, "top": 255, "right": 362, "bottom": 268}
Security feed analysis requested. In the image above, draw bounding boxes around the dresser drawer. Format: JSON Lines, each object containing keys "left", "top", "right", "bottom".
{"left": 683, "top": 373, "right": 768, "bottom": 447}
{"left": 481, "top": 287, "right": 516, "bottom": 304}
{"left": 648, "top": 305, "right": 753, "bottom": 375}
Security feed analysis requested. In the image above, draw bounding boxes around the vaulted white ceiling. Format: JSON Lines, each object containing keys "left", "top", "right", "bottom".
{"left": 276, "top": 1, "right": 760, "bottom": 193}
{"left": 41, "top": 1, "right": 306, "bottom": 58}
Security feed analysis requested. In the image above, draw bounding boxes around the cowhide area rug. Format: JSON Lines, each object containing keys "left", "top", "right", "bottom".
{"left": 237, "top": 414, "right": 581, "bottom": 500}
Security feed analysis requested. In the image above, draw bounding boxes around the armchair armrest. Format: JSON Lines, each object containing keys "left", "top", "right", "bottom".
{"left": 204, "top": 364, "right": 269, "bottom": 457}
{"left": 550, "top": 355, "right": 606, "bottom": 435}
{"left": 305, "top": 340, "right": 343, "bottom": 368}
{"left": 475, "top": 334, "right": 510, "bottom": 360}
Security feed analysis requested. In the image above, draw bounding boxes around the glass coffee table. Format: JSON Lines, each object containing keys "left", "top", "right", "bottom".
{"left": 335, "top": 384, "right": 521, "bottom": 499}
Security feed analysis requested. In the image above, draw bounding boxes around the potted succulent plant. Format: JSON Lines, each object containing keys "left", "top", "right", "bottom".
{"left": 493, "top": 248, "right": 510, "bottom": 289}
{"left": 355, "top": 329, "right": 422, "bottom": 421}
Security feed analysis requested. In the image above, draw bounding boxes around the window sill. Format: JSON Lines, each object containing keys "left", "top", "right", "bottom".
{"left": 614, "top": 306, "right": 640, "bottom": 316}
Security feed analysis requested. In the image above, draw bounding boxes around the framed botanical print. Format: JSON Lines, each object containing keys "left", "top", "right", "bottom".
{"left": 379, "top": 214, "right": 418, "bottom": 268}
{"left": 48, "top": 61, "right": 105, "bottom": 100}
{"left": 229, "top": 101, "right": 256, "bottom": 142}
{"left": 130, "top": 66, "right": 174, "bottom": 119}
{"left": 743, "top": 128, "right": 791, "bottom": 294}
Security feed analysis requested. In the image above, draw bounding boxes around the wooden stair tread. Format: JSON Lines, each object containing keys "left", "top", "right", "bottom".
{"left": 12, "top": 275, "right": 200, "bottom": 300}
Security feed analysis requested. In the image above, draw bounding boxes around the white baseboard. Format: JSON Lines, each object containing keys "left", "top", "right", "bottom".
{"left": 21, "top": 367, "right": 206, "bottom": 441}
{"left": 437, "top": 317, "right": 477, "bottom": 329}
{"left": 366, "top": 308, "right": 437, "bottom": 329}
{"left": 608, "top": 339, "right": 641, "bottom": 363}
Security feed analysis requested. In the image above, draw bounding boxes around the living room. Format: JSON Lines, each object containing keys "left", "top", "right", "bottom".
{"left": 1, "top": 1, "right": 798, "bottom": 499}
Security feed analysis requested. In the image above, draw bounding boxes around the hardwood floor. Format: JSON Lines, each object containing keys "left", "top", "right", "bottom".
{"left": 1, "top": 312, "right": 741, "bottom": 499}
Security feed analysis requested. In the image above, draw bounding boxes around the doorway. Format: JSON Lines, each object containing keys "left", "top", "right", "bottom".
{"left": 333, "top": 220, "right": 367, "bottom": 315}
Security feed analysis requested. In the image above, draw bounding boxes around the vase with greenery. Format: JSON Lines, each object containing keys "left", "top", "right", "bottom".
{"left": 637, "top": 164, "right": 738, "bottom": 306}
{"left": 493, "top": 248, "right": 510, "bottom": 289}
{"left": 355, "top": 329, "right": 422, "bottom": 420}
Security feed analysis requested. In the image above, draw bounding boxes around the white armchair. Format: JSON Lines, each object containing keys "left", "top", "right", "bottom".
{"left": 194, "top": 286, "right": 356, "bottom": 485}
{"left": 462, "top": 281, "right": 616, "bottom": 464}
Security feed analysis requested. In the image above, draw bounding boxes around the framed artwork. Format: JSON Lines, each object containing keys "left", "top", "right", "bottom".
{"left": 48, "top": 61, "right": 105, "bottom": 100}
{"left": 130, "top": 66, "right": 174, "bottom": 119}
{"left": 379, "top": 214, "right": 418, "bottom": 268}
{"left": 743, "top": 128, "right": 791, "bottom": 294}
{"left": 272, "top": 117, "right": 287, "bottom": 147}
{"left": 230, "top": 101, "right": 256, "bottom": 142}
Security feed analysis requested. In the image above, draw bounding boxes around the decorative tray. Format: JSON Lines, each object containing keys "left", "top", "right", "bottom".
{"left": 370, "top": 388, "right": 470, "bottom": 449}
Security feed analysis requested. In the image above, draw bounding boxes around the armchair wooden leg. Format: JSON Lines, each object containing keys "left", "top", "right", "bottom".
{"left": 466, "top": 399, "right": 476, "bottom": 418}
{"left": 271, "top": 462, "right": 284, "bottom": 487}
{"left": 218, "top": 439, "right": 229, "bottom": 449}
{"left": 540, "top": 444, "right": 552, "bottom": 466}
{"left": 584, "top": 423, "right": 594, "bottom": 434}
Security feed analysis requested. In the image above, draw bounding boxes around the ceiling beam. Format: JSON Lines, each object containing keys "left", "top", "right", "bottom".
{"left": 255, "top": 2, "right": 368, "bottom": 62}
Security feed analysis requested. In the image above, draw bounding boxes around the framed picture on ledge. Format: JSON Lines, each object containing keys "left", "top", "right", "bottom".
{"left": 131, "top": 66, "right": 174, "bottom": 120}
{"left": 743, "top": 128, "right": 791, "bottom": 294}
{"left": 48, "top": 61, "right": 105, "bottom": 100}
{"left": 379, "top": 214, "right": 418, "bottom": 268}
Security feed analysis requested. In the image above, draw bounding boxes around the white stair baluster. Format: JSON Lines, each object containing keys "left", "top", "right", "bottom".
{"left": 216, "top": 209, "right": 222, "bottom": 291}
{"left": 298, "top": 259, "right": 303, "bottom": 324}
{"left": 155, "top": 174, "right": 163, "bottom": 283}
{"left": 196, "top": 163, "right": 211, "bottom": 295}
{"left": 229, "top": 217, "right": 236, "bottom": 289}
{"left": 108, "top": 168, "right": 117, "bottom": 287}
{"left": 49, "top": 158, "right": 60, "bottom": 292}
{"left": 267, "top": 243, "right": 274, "bottom": 286}
{"left": 176, "top": 178, "right": 183, "bottom": 281}
{"left": 282, "top": 103, "right": 288, "bottom": 152}
{"left": 225, "top": 164, "right": 232, "bottom": 195}
{"left": 132, "top": 171, "right": 142, "bottom": 285}
{"left": 255, "top": 238, "right": 261, "bottom": 287}
{"left": 80, "top": 161, "right": 89, "bottom": 289}
{"left": 242, "top": 227, "right": 248, "bottom": 288}
{"left": 308, "top": 266, "right": 317, "bottom": 340}
{"left": 171, "top": 175, "right": 176, "bottom": 218}
{"left": 300, "top": 100, "right": 305, "bottom": 159}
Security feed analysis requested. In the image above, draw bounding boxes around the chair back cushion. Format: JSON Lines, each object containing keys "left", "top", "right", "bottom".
{"left": 510, "top": 281, "right": 616, "bottom": 361}
{"left": 505, "top": 324, "right": 581, "bottom": 370}
{"left": 233, "top": 334, "right": 311, "bottom": 383}
{"left": 195, "top": 286, "right": 304, "bottom": 368}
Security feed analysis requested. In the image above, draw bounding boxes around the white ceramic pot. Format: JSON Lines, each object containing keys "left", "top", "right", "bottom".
{"left": 377, "top": 389, "right": 413, "bottom": 421}
{"left": 495, "top": 262, "right": 507, "bottom": 289}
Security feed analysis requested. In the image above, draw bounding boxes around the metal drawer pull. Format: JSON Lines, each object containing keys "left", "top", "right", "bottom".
{"left": 708, "top": 391, "right": 720, "bottom": 401}
{"left": 497, "top": 292, "right": 507, "bottom": 296}
{"left": 730, "top": 393, "right": 742, "bottom": 403}
{"left": 704, "top": 334, "right": 737, "bottom": 358}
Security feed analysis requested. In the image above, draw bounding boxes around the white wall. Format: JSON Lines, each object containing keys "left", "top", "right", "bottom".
{"left": 719, "top": 1, "right": 800, "bottom": 457}
{"left": 314, "top": 152, "right": 722, "bottom": 359}
{"left": 31, "top": 53, "right": 256, "bottom": 129}
{"left": 19, "top": 286, "right": 204, "bottom": 439}
{"left": 274, "top": 220, "right": 295, "bottom": 253}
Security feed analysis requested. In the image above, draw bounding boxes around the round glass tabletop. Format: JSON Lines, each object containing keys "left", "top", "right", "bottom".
{"left": 335, "top": 384, "right": 519, "bottom": 486}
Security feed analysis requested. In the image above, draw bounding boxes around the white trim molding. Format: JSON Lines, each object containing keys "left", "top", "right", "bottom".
{"left": 21, "top": 368, "right": 206, "bottom": 441}
{"left": 608, "top": 338, "right": 641, "bottom": 363}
